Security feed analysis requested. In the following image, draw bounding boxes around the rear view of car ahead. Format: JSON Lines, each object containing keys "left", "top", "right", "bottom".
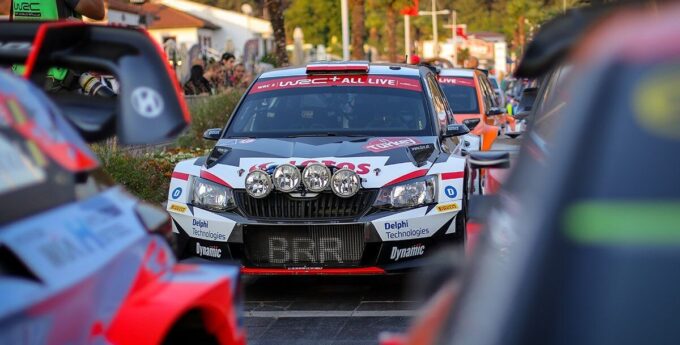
{"left": 168, "top": 62, "right": 474, "bottom": 274}
{"left": 0, "top": 22, "right": 244, "bottom": 345}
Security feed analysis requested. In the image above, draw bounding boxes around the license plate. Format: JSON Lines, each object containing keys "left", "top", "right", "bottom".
{"left": 267, "top": 236, "right": 343, "bottom": 264}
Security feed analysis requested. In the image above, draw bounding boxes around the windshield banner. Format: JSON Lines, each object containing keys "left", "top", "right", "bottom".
{"left": 438, "top": 77, "right": 475, "bottom": 87}
{"left": 250, "top": 75, "right": 422, "bottom": 94}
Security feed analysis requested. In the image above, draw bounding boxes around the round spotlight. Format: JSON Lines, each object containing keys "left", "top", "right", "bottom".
{"left": 302, "top": 163, "right": 331, "bottom": 192}
{"left": 272, "top": 164, "right": 301, "bottom": 192}
{"left": 331, "top": 168, "right": 361, "bottom": 198}
{"left": 245, "top": 170, "right": 273, "bottom": 198}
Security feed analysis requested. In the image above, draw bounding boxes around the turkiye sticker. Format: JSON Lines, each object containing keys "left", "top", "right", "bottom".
{"left": 131, "top": 87, "right": 164, "bottom": 118}
{"left": 364, "top": 137, "right": 422, "bottom": 153}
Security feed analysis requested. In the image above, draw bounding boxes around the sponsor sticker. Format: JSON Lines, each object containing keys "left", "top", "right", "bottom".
{"left": 190, "top": 219, "right": 227, "bottom": 241}
{"left": 195, "top": 242, "right": 222, "bottom": 258}
{"left": 171, "top": 187, "right": 182, "bottom": 199}
{"left": 438, "top": 77, "right": 475, "bottom": 87}
{"left": 436, "top": 202, "right": 459, "bottom": 213}
{"left": 239, "top": 138, "right": 256, "bottom": 144}
{"left": 169, "top": 203, "right": 187, "bottom": 213}
{"left": 383, "top": 220, "right": 430, "bottom": 240}
{"left": 444, "top": 186, "right": 458, "bottom": 198}
{"left": 250, "top": 75, "right": 422, "bottom": 94}
{"left": 364, "top": 137, "right": 422, "bottom": 153}
{"left": 390, "top": 244, "right": 425, "bottom": 261}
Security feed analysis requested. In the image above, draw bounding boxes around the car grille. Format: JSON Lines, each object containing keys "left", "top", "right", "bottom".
{"left": 234, "top": 190, "right": 377, "bottom": 220}
{"left": 243, "top": 224, "right": 365, "bottom": 267}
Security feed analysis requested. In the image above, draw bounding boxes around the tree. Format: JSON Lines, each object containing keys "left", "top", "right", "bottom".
{"left": 285, "top": 0, "right": 341, "bottom": 49}
{"left": 350, "top": 0, "right": 366, "bottom": 60}
{"left": 266, "top": 0, "right": 289, "bottom": 66}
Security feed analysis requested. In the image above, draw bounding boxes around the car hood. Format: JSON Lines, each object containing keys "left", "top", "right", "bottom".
{"left": 201, "top": 136, "right": 443, "bottom": 189}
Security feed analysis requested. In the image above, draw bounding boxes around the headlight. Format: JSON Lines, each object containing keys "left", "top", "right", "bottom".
{"left": 245, "top": 170, "right": 273, "bottom": 198}
{"left": 374, "top": 175, "right": 437, "bottom": 209}
{"left": 302, "top": 163, "right": 331, "bottom": 192}
{"left": 331, "top": 168, "right": 361, "bottom": 198}
{"left": 272, "top": 164, "right": 301, "bottom": 192}
{"left": 191, "top": 177, "right": 235, "bottom": 212}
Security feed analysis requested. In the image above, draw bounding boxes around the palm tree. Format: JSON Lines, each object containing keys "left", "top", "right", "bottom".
{"left": 350, "top": 0, "right": 366, "bottom": 60}
{"left": 265, "top": 0, "right": 289, "bottom": 66}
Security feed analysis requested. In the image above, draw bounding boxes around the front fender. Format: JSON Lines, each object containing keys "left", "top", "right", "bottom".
{"left": 107, "top": 263, "right": 244, "bottom": 345}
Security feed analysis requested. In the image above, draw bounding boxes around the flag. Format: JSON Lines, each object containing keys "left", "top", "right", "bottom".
{"left": 400, "top": 0, "right": 419, "bottom": 16}
{"left": 456, "top": 25, "right": 468, "bottom": 40}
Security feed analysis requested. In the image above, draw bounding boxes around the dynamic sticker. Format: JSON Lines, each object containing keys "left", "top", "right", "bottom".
{"left": 196, "top": 242, "right": 222, "bottom": 258}
{"left": 250, "top": 75, "right": 422, "bottom": 94}
{"left": 364, "top": 137, "right": 422, "bottom": 153}
{"left": 438, "top": 77, "right": 475, "bottom": 87}
{"left": 390, "top": 244, "right": 425, "bottom": 261}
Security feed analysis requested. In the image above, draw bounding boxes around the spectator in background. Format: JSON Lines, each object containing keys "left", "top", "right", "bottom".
{"left": 221, "top": 52, "right": 236, "bottom": 87}
{"left": 204, "top": 62, "right": 225, "bottom": 92}
{"left": 183, "top": 64, "right": 212, "bottom": 96}
{"left": 229, "top": 63, "right": 251, "bottom": 89}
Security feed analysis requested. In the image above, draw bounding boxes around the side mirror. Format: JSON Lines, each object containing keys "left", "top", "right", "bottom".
{"left": 486, "top": 107, "right": 504, "bottom": 116}
{"left": 468, "top": 150, "right": 510, "bottom": 169}
{"left": 443, "top": 123, "right": 470, "bottom": 138}
{"left": 203, "top": 128, "right": 222, "bottom": 140}
{"left": 462, "top": 118, "right": 481, "bottom": 130}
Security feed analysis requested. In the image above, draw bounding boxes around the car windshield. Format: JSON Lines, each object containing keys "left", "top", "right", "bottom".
{"left": 440, "top": 83, "right": 480, "bottom": 114}
{"left": 226, "top": 81, "right": 432, "bottom": 137}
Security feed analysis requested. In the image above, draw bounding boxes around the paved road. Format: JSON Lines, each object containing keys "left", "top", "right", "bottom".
{"left": 242, "top": 135, "right": 524, "bottom": 345}
{"left": 243, "top": 274, "right": 418, "bottom": 345}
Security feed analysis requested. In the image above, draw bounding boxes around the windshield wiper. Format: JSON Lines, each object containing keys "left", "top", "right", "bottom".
{"left": 287, "top": 132, "right": 368, "bottom": 138}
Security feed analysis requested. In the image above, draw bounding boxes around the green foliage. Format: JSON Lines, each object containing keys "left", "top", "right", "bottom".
{"left": 95, "top": 91, "right": 242, "bottom": 204}
{"left": 176, "top": 90, "right": 242, "bottom": 149}
{"left": 285, "top": 0, "right": 342, "bottom": 47}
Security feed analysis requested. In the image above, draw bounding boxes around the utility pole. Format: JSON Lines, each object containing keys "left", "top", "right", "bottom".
{"left": 443, "top": 10, "right": 457, "bottom": 66}
{"left": 341, "top": 0, "right": 350, "bottom": 60}
{"left": 404, "top": 14, "right": 411, "bottom": 61}
{"left": 419, "top": 3, "right": 449, "bottom": 58}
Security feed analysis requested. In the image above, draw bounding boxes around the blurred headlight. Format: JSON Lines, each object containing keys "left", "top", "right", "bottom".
{"left": 302, "top": 163, "right": 331, "bottom": 192}
{"left": 374, "top": 175, "right": 437, "bottom": 209}
{"left": 272, "top": 164, "right": 301, "bottom": 192}
{"left": 331, "top": 168, "right": 361, "bottom": 198}
{"left": 192, "top": 177, "right": 235, "bottom": 212}
{"left": 245, "top": 170, "right": 273, "bottom": 198}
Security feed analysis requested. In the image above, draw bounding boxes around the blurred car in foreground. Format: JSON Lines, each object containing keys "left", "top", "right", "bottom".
{"left": 382, "top": 3, "right": 680, "bottom": 345}
{"left": 0, "top": 22, "right": 245, "bottom": 345}
{"left": 167, "top": 61, "right": 493, "bottom": 274}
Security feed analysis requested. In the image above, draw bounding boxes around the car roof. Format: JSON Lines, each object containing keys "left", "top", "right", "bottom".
{"left": 438, "top": 68, "right": 476, "bottom": 78}
{"left": 258, "top": 63, "right": 423, "bottom": 79}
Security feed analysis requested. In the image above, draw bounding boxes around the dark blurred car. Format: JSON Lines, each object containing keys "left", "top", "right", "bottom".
{"left": 0, "top": 22, "right": 245, "bottom": 345}
{"left": 381, "top": 3, "right": 680, "bottom": 345}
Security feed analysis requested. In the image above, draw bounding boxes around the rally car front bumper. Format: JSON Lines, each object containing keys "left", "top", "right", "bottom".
{"left": 167, "top": 195, "right": 464, "bottom": 274}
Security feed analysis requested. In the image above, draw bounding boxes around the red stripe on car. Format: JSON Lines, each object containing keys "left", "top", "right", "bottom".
{"left": 384, "top": 169, "right": 428, "bottom": 186}
{"left": 171, "top": 172, "right": 189, "bottom": 180}
{"left": 200, "top": 170, "right": 232, "bottom": 188}
{"left": 441, "top": 171, "right": 465, "bottom": 180}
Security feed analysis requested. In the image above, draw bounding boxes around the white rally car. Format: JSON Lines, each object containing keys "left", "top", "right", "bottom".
{"left": 167, "top": 62, "right": 474, "bottom": 274}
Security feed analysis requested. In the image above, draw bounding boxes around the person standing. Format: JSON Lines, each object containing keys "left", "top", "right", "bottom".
{"left": 221, "top": 52, "right": 236, "bottom": 87}
{"left": 183, "top": 64, "right": 212, "bottom": 96}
